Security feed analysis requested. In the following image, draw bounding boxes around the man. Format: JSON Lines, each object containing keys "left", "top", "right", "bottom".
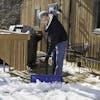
{"left": 39, "top": 11, "right": 68, "bottom": 75}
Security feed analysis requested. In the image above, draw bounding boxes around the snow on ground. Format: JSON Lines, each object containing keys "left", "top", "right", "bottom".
{"left": 63, "top": 62, "right": 100, "bottom": 84}
{"left": 63, "top": 61, "right": 91, "bottom": 74}
{"left": 63, "top": 62, "right": 80, "bottom": 74}
{"left": 0, "top": 64, "right": 100, "bottom": 100}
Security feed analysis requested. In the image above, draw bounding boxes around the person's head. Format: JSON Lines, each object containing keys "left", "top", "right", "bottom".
{"left": 39, "top": 11, "right": 49, "bottom": 25}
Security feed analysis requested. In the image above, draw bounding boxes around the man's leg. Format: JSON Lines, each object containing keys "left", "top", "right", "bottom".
{"left": 55, "top": 41, "right": 68, "bottom": 75}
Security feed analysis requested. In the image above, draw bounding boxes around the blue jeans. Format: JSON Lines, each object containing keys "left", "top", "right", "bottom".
{"left": 52, "top": 41, "right": 68, "bottom": 75}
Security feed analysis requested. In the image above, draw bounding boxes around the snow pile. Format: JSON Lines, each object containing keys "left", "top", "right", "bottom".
{"left": 0, "top": 72, "right": 99, "bottom": 100}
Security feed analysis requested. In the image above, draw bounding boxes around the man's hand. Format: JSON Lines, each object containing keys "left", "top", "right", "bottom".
{"left": 44, "top": 55, "right": 49, "bottom": 64}
{"left": 44, "top": 55, "right": 49, "bottom": 74}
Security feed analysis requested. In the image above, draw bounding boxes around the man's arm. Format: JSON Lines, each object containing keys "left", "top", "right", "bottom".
{"left": 45, "top": 34, "right": 58, "bottom": 62}
{"left": 43, "top": 31, "right": 48, "bottom": 43}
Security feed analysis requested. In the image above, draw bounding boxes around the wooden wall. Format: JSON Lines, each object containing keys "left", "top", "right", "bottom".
{"left": 20, "top": 0, "right": 70, "bottom": 51}
{"left": 70, "top": 0, "right": 100, "bottom": 71}
{"left": 20, "top": 0, "right": 100, "bottom": 71}
{"left": 20, "top": 0, "right": 69, "bottom": 30}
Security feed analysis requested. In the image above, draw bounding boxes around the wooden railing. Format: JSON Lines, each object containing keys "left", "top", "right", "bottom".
{"left": 0, "top": 30, "right": 30, "bottom": 71}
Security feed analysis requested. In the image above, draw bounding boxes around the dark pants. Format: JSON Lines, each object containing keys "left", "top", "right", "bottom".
{"left": 52, "top": 41, "right": 68, "bottom": 75}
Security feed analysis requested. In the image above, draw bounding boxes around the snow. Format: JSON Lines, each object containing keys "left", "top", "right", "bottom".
{"left": 0, "top": 64, "right": 100, "bottom": 100}
{"left": 63, "top": 62, "right": 100, "bottom": 86}
{"left": 63, "top": 62, "right": 80, "bottom": 74}
{"left": 63, "top": 62, "right": 91, "bottom": 74}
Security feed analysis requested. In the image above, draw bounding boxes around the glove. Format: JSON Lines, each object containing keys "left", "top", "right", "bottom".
{"left": 44, "top": 55, "right": 49, "bottom": 64}
{"left": 44, "top": 55, "right": 49, "bottom": 74}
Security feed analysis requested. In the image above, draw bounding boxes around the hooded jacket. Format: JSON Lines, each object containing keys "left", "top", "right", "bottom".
{"left": 45, "top": 15, "right": 68, "bottom": 60}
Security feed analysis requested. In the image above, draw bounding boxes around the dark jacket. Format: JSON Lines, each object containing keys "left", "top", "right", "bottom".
{"left": 45, "top": 15, "right": 68, "bottom": 60}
